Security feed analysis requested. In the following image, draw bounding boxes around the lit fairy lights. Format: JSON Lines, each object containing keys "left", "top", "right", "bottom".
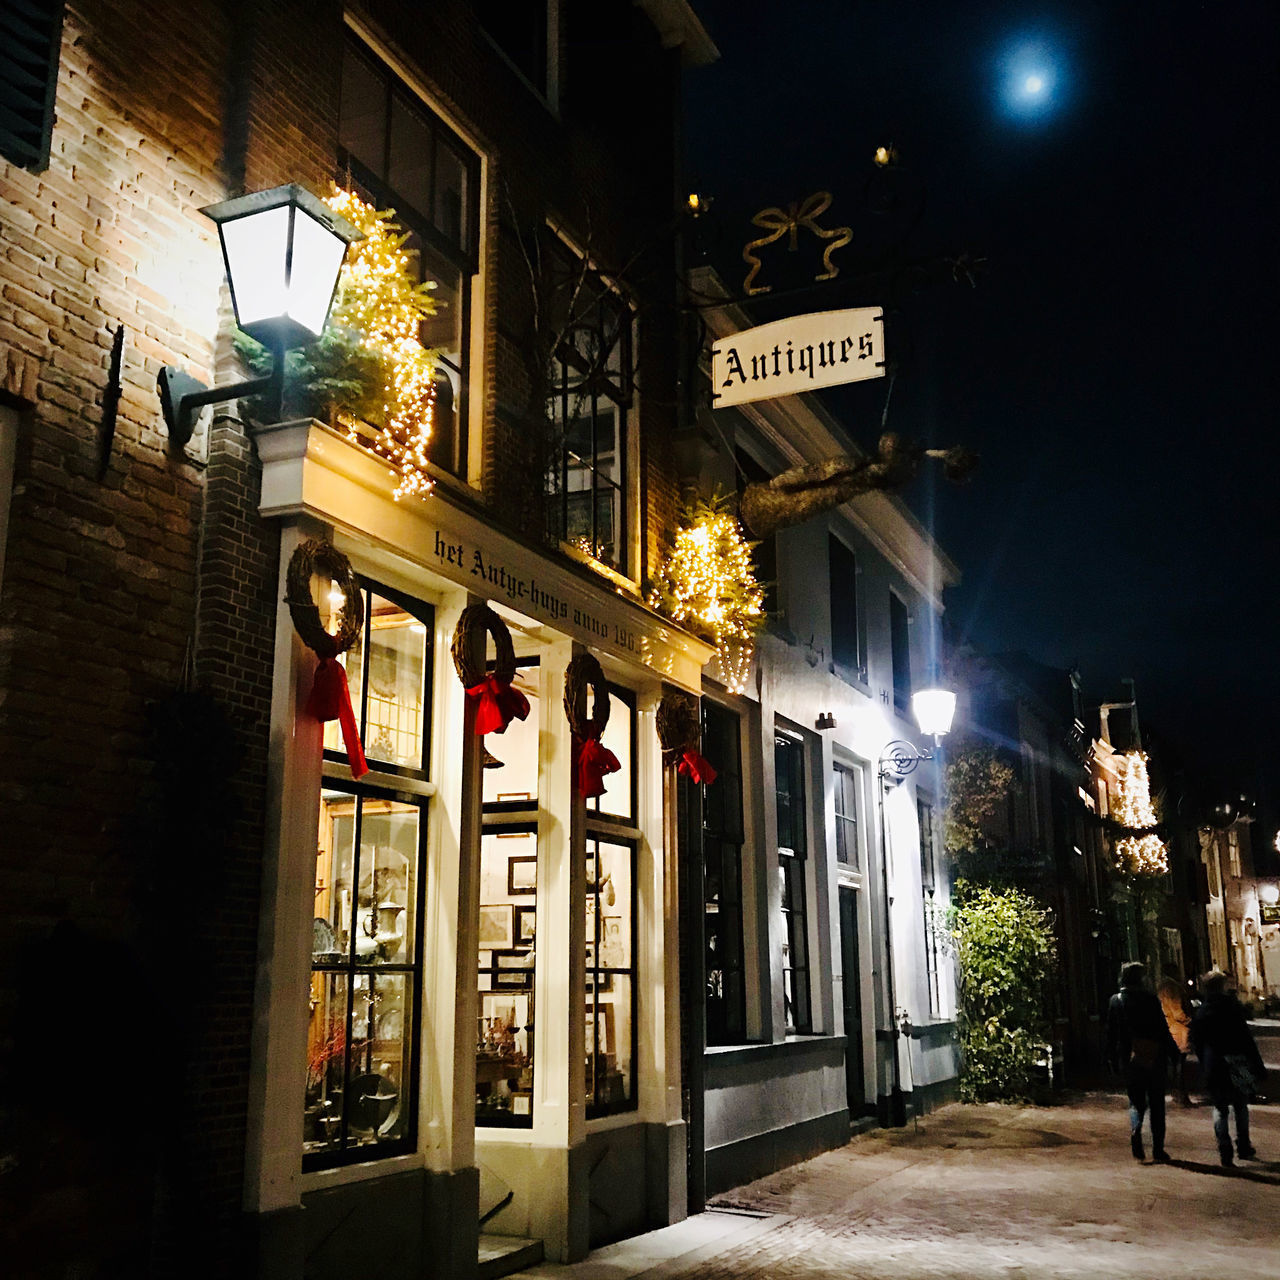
{"left": 649, "top": 496, "right": 765, "bottom": 693}
{"left": 1111, "top": 750, "right": 1169, "bottom": 876}
{"left": 325, "top": 187, "right": 439, "bottom": 501}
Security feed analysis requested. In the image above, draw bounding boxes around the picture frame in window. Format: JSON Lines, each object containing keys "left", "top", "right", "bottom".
{"left": 514, "top": 905, "right": 536, "bottom": 945}
{"left": 493, "top": 949, "right": 532, "bottom": 971}
{"left": 495, "top": 968, "right": 533, "bottom": 989}
{"left": 598, "top": 915, "right": 625, "bottom": 969}
{"left": 478, "top": 904, "right": 513, "bottom": 949}
{"left": 585, "top": 1004, "right": 616, "bottom": 1056}
{"left": 508, "top": 855, "right": 537, "bottom": 895}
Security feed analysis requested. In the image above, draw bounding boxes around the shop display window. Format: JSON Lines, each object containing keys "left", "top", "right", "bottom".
{"left": 481, "top": 660, "right": 539, "bottom": 806}
{"left": 307, "top": 580, "right": 431, "bottom": 1169}
{"left": 585, "top": 687, "right": 633, "bottom": 822}
{"left": 776, "top": 732, "right": 812, "bottom": 1034}
{"left": 476, "top": 829, "right": 538, "bottom": 1126}
{"left": 307, "top": 788, "right": 424, "bottom": 1166}
{"left": 585, "top": 837, "right": 636, "bottom": 1116}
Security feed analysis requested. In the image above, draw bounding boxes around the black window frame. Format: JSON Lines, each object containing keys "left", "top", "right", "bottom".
{"left": 543, "top": 238, "right": 633, "bottom": 574}
{"left": 337, "top": 34, "right": 482, "bottom": 480}
{"left": 703, "top": 699, "right": 747, "bottom": 1046}
{"left": 918, "top": 796, "right": 942, "bottom": 1018}
{"left": 833, "top": 761, "right": 862, "bottom": 866}
{"left": 475, "top": 0, "right": 554, "bottom": 102}
{"left": 828, "top": 533, "right": 865, "bottom": 680}
{"left": 775, "top": 732, "right": 812, "bottom": 1034}
{"left": 306, "top": 580, "right": 434, "bottom": 1171}
{"left": 0, "top": 0, "right": 64, "bottom": 171}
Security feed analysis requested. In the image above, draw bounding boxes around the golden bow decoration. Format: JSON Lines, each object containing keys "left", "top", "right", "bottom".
{"left": 742, "top": 191, "right": 853, "bottom": 296}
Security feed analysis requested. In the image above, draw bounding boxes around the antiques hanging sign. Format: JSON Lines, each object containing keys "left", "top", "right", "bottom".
{"left": 711, "top": 307, "right": 885, "bottom": 409}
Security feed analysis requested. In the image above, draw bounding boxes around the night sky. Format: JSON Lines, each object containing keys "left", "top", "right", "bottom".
{"left": 683, "top": 1, "right": 1280, "bottom": 808}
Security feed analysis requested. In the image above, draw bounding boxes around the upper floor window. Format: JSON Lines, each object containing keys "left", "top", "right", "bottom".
{"left": 736, "top": 448, "right": 778, "bottom": 619}
{"left": 776, "top": 732, "right": 811, "bottom": 1034}
{"left": 828, "top": 534, "right": 864, "bottom": 679}
{"left": 476, "top": 0, "right": 556, "bottom": 103}
{"left": 1227, "top": 828, "right": 1241, "bottom": 878}
{"left": 0, "top": 0, "right": 63, "bottom": 170}
{"left": 889, "top": 591, "right": 911, "bottom": 714}
{"left": 544, "top": 242, "right": 633, "bottom": 573}
{"left": 339, "top": 36, "right": 481, "bottom": 479}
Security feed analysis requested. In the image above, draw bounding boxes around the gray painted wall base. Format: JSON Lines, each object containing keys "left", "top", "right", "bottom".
{"left": 705, "top": 1107, "right": 849, "bottom": 1197}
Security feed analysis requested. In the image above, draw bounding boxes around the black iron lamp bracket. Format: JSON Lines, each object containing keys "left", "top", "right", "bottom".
{"left": 878, "top": 738, "right": 936, "bottom": 781}
{"left": 157, "top": 338, "right": 284, "bottom": 448}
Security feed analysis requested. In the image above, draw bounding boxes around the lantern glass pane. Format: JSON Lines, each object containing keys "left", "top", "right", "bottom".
{"left": 221, "top": 205, "right": 292, "bottom": 329}
{"left": 288, "top": 207, "right": 349, "bottom": 336}
{"left": 912, "top": 688, "right": 956, "bottom": 738}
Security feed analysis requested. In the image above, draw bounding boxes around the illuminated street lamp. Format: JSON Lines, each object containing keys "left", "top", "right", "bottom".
{"left": 877, "top": 680, "right": 956, "bottom": 1126}
{"left": 158, "top": 184, "right": 361, "bottom": 446}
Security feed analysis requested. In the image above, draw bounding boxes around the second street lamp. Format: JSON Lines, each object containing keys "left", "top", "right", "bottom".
{"left": 158, "top": 184, "right": 362, "bottom": 447}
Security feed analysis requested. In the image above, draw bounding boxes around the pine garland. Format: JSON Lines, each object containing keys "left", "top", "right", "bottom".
{"left": 1111, "top": 751, "right": 1169, "bottom": 876}
{"left": 648, "top": 492, "right": 765, "bottom": 693}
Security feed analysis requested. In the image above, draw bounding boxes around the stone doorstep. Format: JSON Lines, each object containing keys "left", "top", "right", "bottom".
{"left": 480, "top": 1234, "right": 544, "bottom": 1280}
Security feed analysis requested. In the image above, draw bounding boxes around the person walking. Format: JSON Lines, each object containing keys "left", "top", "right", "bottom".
{"left": 1190, "top": 970, "right": 1265, "bottom": 1166}
{"left": 1156, "top": 966, "right": 1194, "bottom": 1106}
{"left": 1106, "top": 962, "right": 1180, "bottom": 1163}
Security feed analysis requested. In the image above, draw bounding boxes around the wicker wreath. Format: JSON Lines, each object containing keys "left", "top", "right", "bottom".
{"left": 285, "top": 539, "right": 362, "bottom": 659}
{"left": 563, "top": 653, "right": 611, "bottom": 740}
{"left": 656, "top": 691, "right": 700, "bottom": 768}
{"left": 450, "top": 602, "right": 517, "bottom": 688}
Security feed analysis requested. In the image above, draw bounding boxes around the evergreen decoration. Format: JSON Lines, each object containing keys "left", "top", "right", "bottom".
{"left": 648, "top": 492, "right": 765, "bottom": 694}
{"left": 1111, "top": 751, "right": 1169, "bottom": 876}
{"left": 943, "top": 742, "right": 1016, "bottom": 858}
{"left": 237, "top": 186, "right": 440, "bottom": 500}
{"left": 948, "top": 881, "right": 1058, "bottom": 1102}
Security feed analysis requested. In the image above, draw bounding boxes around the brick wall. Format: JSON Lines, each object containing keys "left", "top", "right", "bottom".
{"left": 0, "top": 0, "right": 692, "bottom": 1273}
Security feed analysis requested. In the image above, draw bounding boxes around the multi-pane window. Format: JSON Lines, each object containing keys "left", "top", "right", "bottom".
{"left": 703, "top": 700, "right": 746, "bottom": 1045}
{"left": 476, "top": 0, "right": 553, "bottom": 99}
{"left": 1228, "top": 829, "right": 1241, "bottom": 878}
{"left": 889, "top": 592, "right": 911, "bottom": 714}
{"left": 0, "top": 0, "right": 63, "bottom": 170}
{"left": 582, "top": 685, "right": 638, "bottom": 1116}
{"left": 338, "top": 35, "right": 481, "bottom": 478}
{"left": 828, "top": 535, "right": 864, "bottom": 678}
{"left": 776, "top": 733, "right": 811, "bottom": 1034}
{"left": 477, "top": 656, "right": 540, "bottom": 1128}
{"left": 919, "top": 797, "right": 942, "bottom": 1017}
{"left": 307, "top": 583, "right": 432, "bottom": 1169}
{"left": 544, "top": 241, "right": 632, "bottom": 572}
{"left": 833, "top": 762, "right": 863, "bottom": 866}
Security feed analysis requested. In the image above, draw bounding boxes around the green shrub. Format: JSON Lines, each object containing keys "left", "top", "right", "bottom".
{"left": 948, "top": 881, "right": 1057, "bottom": 1102}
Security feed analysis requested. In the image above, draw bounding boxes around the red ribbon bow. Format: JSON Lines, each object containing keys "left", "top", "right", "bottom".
{"left": 466, "top": 675, "right": 531, "bottom": 736}
{"left": 677, "top": 750, "right": 718, "bottom": 786}
{"left": 307, "top": 656, "right": 368, "bottom": 779}
{"left": 573, "top": 733, "right": 621, "bottom": 798}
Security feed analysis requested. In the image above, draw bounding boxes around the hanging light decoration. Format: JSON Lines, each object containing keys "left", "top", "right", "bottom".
{"left": 1111, "top": 750, "right": 1169, "bottom": 876}
{"left": 648, "top": 494, "right": 765, "bottom": 693}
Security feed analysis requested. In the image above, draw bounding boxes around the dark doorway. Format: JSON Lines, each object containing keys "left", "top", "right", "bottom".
{"left": 838, "top": 886, "right": 866, "bottom": 1117}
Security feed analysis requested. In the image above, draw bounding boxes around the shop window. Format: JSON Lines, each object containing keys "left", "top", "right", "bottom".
{"left": 889, "top": 591, "right": 910, "bottom": 714}
{"left": 828, "top": 534, "right": 864, "bottom": 679}
{"left": 775, "top": 732, "right": 811, "bottom": 1034}
{"left": 338, "top": 35, "right": 481, "bottom": 479}
{"left": 544, "top": 240, "right": 633, "bottom": 574}
{"left": 919, "top": 796, "right": 943, "bottom": 1018}
{"left": 481, "top": 659, "right": 540, "bottom": 807}
{"left": 586, "top": 686, "right": 634, "bottom": 822}
{"left": 833, "top": 762, "right": 863, "bottom": 866}
{"left": 585, "top": 837, "right": 635, "bottom": 1116}
{"left": 476, "top": 828, "right": 538, "bottom": 1126}
{"left": 307, "top": 583, "right": 431, "bottom": 1169}
{"left": 0, "top": 0, "right": 63, "bottom": 170}
{"left": 703, "top": 700, "right": 746, "bottom": 1045}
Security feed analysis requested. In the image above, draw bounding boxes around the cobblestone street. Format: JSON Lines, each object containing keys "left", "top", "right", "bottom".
{"left": 518, "top": 1094, "right": 1280, "bottom": 1280}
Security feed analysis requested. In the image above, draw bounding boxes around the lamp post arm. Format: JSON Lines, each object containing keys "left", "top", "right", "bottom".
{"left": 158, "top": 337, "right": 285, "bottom": 447}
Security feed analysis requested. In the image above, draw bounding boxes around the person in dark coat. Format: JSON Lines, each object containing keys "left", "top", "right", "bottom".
{"left": 1106, "top": 962, "right": 1180, "bottom": 1162}
{"left": 1190, "top": 970, "right": 1265, "bottom": 1166}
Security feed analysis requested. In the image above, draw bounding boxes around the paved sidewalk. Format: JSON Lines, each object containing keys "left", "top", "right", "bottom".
{"left": 516, "top": 1093, "right": 1280, "bottom": 1279}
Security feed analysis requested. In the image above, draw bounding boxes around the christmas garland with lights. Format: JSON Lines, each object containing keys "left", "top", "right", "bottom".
{"left": 238, "top": 186, "right": 440, "bottom": 501}
{"left": 1110, "top": 750, "right": 1169, "bottom": 876}
{"left": 648, "top": 492, "right": 765, "bottom": 694}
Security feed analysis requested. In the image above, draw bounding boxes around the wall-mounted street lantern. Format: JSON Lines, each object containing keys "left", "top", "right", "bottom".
{"left": 157, "top": 184, "right": 361, "bottom": 447}
{"left": 876, "top": 680, "right": 955, "bottom": 1128}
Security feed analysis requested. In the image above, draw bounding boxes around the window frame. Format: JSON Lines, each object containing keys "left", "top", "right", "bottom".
{"left": 0, "top": 0, "right": 64, "bottom": 171}
{"left": 336, "top": 33, "right": 482, "bottom": 482}
{"left": 827, "top": 532, "right": 866, "bottom": 682}
{"left": 833, "top": 761, "right": 864, "bottom": 868}
{"left": 475, "top": 0, "right": 560, "bottom": 110}
{"left": 775, "top": 731, "right": 812, "bottom": 1035}
{"left": 306, "top": 579, "right": 434, "bottom": 1171}
{"left": 918, "top": 796, "right": 943, "bottom": 1018}
{"left": 889, "top": 590, "right": 911, "bottom": 715}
